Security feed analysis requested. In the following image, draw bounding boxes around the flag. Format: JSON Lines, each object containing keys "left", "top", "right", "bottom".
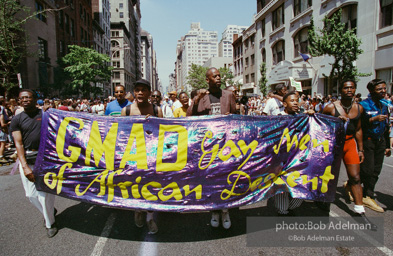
{"left": 299, "top": 52, "right": 311, "bottom": 62}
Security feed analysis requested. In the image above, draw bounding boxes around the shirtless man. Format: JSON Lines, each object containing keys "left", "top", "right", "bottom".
{"left": 323, "top": 79, "right": 377, "bottom": 230}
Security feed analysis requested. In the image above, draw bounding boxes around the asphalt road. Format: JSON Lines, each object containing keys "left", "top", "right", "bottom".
{"left": 1, "top": 156, "right": 392, "bottom": 256}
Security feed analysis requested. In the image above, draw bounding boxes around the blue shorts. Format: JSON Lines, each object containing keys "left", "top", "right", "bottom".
{"left": 0, "top": 130, "right": 7, "bottom": 142}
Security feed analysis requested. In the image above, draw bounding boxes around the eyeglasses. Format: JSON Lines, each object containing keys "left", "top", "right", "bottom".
{"left": 151, "top": 95, "right": 161, "bottom": 98}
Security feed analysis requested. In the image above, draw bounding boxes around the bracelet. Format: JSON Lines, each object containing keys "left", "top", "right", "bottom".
{"left": 358, "top": 150, "right": 364, "bottom": 152}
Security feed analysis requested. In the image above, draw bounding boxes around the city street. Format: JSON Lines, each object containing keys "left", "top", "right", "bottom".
{"left": 1, "top": 155, "right": 392, "bottom": 256}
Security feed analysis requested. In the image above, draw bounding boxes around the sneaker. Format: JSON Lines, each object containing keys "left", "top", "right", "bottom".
{"left": 147, "top": 219, "right": 158, "bottom": 234}
{"left": 134, "top": 211, "right": 144, "bottom": 228}
{"left": 221, "top": 211, "right": 231, "bottom": 229}
{"left": 363, "top": 196, "right": 384, "bottom": 213}
{"left": 46, "top": 223, "right": 58, "bottom": 238}
{"left": 343, "top": 181, "right": 354, "bottom": 202}
{"left": 210, "top": 212, "right": 220, "bottom": 228}
{"left": 355, "top": 213, "right": 377, "bottom": 231}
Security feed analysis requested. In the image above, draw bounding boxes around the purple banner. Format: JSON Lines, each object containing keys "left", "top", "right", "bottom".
{"left": 34, "top": 109, "right": 345, "bottom": 212}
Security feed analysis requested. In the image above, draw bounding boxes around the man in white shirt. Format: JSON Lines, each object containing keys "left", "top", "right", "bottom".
{"left": 262, "top": 84, "right": 287, "bottom": 116}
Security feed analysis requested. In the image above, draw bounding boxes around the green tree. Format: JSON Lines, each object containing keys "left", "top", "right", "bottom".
{"left": 62, "top": 45, "right": 112, "bottom": 98}
{"left": 258, "top": 62, "right": 268, "bottom": 96}
{"left": 186, "top": 64, "right": 208, "bottom": 91}
{"left": 218, "top": 66, "right": 234, "bottom": 89}
{"left": 308, "top": 9, "right": 369, "bottom": 85}
{"left": 0, "top": 0, "right": 59, "bottom": 94}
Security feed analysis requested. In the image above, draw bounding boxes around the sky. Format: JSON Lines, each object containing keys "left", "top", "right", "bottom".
{"left": 140, "top": 0, "right": 256, "bottom": 93}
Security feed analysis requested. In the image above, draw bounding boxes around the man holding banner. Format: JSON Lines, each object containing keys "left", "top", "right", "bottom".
{"left": 122, "top": 79, "right": 162, "bottom": 234}
{"left": 187, "top": 67, "right": 236, "bottom": 229}
{"left": 10, "top": 89, "right": 58, "bottom": 238}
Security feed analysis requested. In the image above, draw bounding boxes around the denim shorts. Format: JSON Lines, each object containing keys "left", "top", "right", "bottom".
{"left": 0, "top": 130, "right": 7, "bottom": 142}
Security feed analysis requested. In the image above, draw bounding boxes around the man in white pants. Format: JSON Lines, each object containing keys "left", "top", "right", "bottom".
{"left": 10, "top": 89, "right": 57, "bottom": 238}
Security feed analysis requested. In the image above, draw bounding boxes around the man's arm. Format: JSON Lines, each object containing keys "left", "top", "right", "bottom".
{"left": 355, "top": 105, "right": 364, "bottom": 163}
{"left": 12, "top": 130, "right": 35, "bottom": 182}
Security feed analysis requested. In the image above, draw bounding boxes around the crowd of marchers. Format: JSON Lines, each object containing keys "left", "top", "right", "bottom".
{"left": 5, "top": 66, "right": 392, "bottom": 238}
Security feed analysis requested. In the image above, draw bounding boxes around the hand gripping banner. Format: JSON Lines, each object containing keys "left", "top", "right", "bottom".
{"left": 34, "top": 109, "right": 345, "bottom": 212}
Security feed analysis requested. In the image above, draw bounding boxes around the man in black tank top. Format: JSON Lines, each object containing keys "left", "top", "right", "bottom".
{"left": 121, "top": 79, "right": 162, "bottom": 234}
{"left": 323, "top": 79, "right": 376, "bottom": 230}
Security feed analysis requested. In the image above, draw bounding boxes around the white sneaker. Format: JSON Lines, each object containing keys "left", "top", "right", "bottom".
{"left": 210, "top": 212, "right": 220, "bottom": 228}
{"left": 147, "top": 219, "right": 158, "bottom": 234}
{"left": 221, "top": 211, "right": 231, "bottom": 229}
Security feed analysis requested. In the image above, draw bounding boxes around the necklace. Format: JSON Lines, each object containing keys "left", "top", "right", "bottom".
{"left": 340, "top": 98, "right": 354, "bottom": 114}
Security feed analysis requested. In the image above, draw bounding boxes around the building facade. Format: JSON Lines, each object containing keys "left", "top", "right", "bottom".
{"left": 176, "top": 22, "right": 218, "bottom": 93}
{"left": 110, "top": 0, "right": 141, "bottom": 92}
{"left": 241, "top": 24, "right": 257, "bottom": 96}
{"left": 252, "top": 0, "right": 393, "bottom": 97}
{"left": 218, "top": 25, "right": 248, "bottom": 58}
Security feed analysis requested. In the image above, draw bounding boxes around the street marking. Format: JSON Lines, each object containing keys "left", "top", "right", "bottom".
{"left": 90, "top": 212, "right": 116, "bottom": 256}
{"left": 329, "top": 210, "right": 393, "bottom": 255}
{"left": 139, "top": 242, "right": 158, "bottom": 256}
{"left": 383, "top": 163, "right": 393, "bottom": 168}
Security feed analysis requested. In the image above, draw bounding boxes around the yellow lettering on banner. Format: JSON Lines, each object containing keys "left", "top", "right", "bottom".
{"left": 287, "top": 171, "right": 301, "bottom": 187}
{"left": 117, "top": 181, "right": 132, "bottom": 199}
{"left": 258, "top": 173, "right": 275, "bottom": 190}
{"left": 218, "top": 140, "right": 241, "bottom": 161}
{"left": 299, "top": 135, "right": 310, "bottom": 150}
{"left": 158, "top": 182, "right": 183, "bottom": 201}
{"left": 44, "top": 163, "right": 72, "bottom": 194}
{"left": 120, "top": 124, "right": 148, "bottom": 170}
{"left": 237, "top": 140, "right": 258, "bottom": 169}
{"left": 312, "top": 139, "right": 329, "bottom": 152}
{"left": 319, "top": 166, "right": 334, "bottom": 193}
{"left": 131, "top": 176, "right": 142, "bottom": 199}
{"left": 221, "top": 171, "right": 251, "bottom": 200}
{"left": 141, "top": 182, "right": 162, "bottom": 201}
{"left": 183, "top": 185, "right": 202, "bottom": 199}
{"left": 106, "top": 169, "right": 122, "bottom": 202}
{"left": 199, "top": 131, "right": 219, "bottom": 170}
{"left": 75, "top": 170, "right": 109, "bottom": 196}
{"left": 250, "top": 177, "right": 263, "bottom": 191}
{"left": 85, "top": 121, "right": 118, "bottom": 170}
{"left": 156, "top": 125, "right": 188, "bottom": 172}
{"left": 302, "top": 175, "right": 318, "bottom": 191}
{"left": 273, "top": 171, "right": 288, "bottom": 185}
{"left": 56, "top": 117, "right": 83, "bottom": 162}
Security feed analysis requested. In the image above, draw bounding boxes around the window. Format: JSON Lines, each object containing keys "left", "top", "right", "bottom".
{"left": 38, "top": 37, "right": 48, "bottom": 61}
{"left": 251, "top": 73, "right": 255, "bottom": 83}
{"left": 59, "top": 10, "right": 63, "bottom": 27}
{"left": 251, "top": 54, "right": 255, "bottom": 65}
{"left": 70, "top": 19, "right": 75, "bottom": 37}
{"left": 272, "top": 40, "right": 285, "bottom": 65}
{"left": 35, "top": 1, "right": 46, "bottom": 22}
{"left": 245, "top": 57, "right": 249, "bottom": 66}
{"left": 246, "top": 75, "right": 250, "bottom": 83}
{"left": 120, "top": 12, "right": 123, "bottom": 18}
{"left": 381, "top": 0, "right": 393, "bottom": 28}
{"left": 64, "top": 14, "right": 69, "bottom": 33}
{"left": 329, "top": 4, "right": 357, "bottom": 32}
{"left": 112, "top": 61, "right": 120, "bottom": 68}
{"left": 119, "top": 3, "right": 123, "bottom": 9}
{"left": 113, "top": 72, "right": 120, "bottom": 79}
{"left": 294, "top": 27, "right": 309, "bottom": 57}
{"left": 261, "top": 18, "right": 266, "bottom": 37}
{"left": 294, "top": 0, "right": 312, "bottom": 16}
{"left": 59, "top": 40, "right": 65, "bottom": 56}
{"left": 261, "top": 48, "right": 266, "bottom": 63}
{"left": 272, "top": 4, "right": 284, "bottom": 30}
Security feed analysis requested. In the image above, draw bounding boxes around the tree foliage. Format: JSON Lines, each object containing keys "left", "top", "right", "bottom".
{"left": 218, "top": 66, "right": 234, "bottom": 89}
{"left": 62, "top": 45, "right": 112, "bottom": 98}
{"left": 0, "top": 0, "right": 31, "bottom": 90}
{"left": 187, "top": 64, "right": 208, "bottom": 91}
{"left": 308, "top": 9, "right": 369, "bottom": 83}
{"left": 258, "top": 62, "right": 268, "bottom": 96}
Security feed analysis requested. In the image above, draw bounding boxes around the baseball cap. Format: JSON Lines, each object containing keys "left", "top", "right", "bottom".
{"left": 135, "top": 79, "right": 151, "bottom": 91}
{"left": 169, "top": 91, "right": 177, "bottom": 96}
{"left": 37, "top": 99, "right": 44, "bottom": 106}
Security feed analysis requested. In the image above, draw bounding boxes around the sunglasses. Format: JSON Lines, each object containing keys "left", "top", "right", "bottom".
{"left": 151, "top": 95, "right": 161, "bottom": 98}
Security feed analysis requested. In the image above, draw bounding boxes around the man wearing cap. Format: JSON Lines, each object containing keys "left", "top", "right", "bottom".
{"left": 105, "top": 84, "right": 132, "bottom": 116}
{"left": 169, "top": 91, "right": 182, "bottom": 111}
{"left": 186, "top": 67, "right": 236, "bottom": 229}
{"left": 121, "top": 79, "right": 162, "bottom": 234}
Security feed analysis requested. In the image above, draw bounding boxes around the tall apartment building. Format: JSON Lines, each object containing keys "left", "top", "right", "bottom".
{"left": 92, "top": 0, "right": 111, "bottom": 96}
{"left": 252, "top": 0, "right": 393, "bottom": 97}
{"left": 15, "top": 0, "right": 58, "bottom": 98}
{"left": 110, "top": 0, "right": 141, "bottom": 92}
{"left": 141, "top": 30, "right": 152, "bottom": 85}
{"left": 241, "top": 24, "right": 257, "bottom": 95}
{"left": 232, "top": 34, "right": 244, "bottom": 85}
{"left": 218, "top": 25, "right": 248, "bottom": 58}
{"left": 176, "top": 22, "right": 218, "bottom": 93}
